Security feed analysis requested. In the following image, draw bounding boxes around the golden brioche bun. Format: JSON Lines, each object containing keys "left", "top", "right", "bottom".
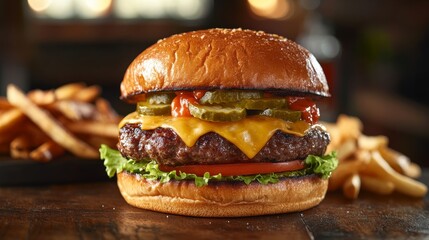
{"left": 117, "top": 171, "right": 328, "bottom": 217}
{"left": 121, "top": 28, "right": 330, "bottom": 102}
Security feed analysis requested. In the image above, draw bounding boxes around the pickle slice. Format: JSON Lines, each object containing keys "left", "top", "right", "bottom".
{"left": 189, "top": 103, "right": 246, "bottom": 122}
{"left": 137, "top": 102, "right": 171, "bottom": 116}
{"left": 199, "top": 90, "right": 263, "bottom": 104}
{"left": 146, "top": 92, "right": 176, "bottom": 104}
{"left": 260, "top": 109, "right": 301, "bottom": 122}
{"left": 238, "top": 98, "right": 286, "bottom": 110}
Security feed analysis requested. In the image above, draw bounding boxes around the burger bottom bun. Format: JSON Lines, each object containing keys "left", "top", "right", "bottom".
{"left": 117, "top": 172, "right": 328, "bottom": 217}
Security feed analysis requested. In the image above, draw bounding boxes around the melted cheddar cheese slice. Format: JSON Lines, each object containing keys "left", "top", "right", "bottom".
{"left": 120, "top": 112, "right": 310, "bottom": 159}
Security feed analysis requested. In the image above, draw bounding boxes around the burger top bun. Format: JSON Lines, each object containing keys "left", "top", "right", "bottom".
{"left": 120, "top": 28, "right": 330, "bottom": 102}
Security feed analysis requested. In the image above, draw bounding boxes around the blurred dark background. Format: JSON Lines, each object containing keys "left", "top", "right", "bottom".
{"left": 1, "top": 0, "right": 428, "bottom": 166}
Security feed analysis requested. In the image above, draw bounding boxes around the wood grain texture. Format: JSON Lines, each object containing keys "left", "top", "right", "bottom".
{"left": 0, "top": 170, "right": 428, "bottom": 240}
{"left": 0, "top": 156, "right": 107, "bottom": 185}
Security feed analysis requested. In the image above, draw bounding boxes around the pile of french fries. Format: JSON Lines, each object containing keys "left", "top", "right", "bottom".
{"left": 323, "top": 115, "right": 427, "bottom": 199}
{"left": 0, "top": 83, "right": 120, "bottom": 162}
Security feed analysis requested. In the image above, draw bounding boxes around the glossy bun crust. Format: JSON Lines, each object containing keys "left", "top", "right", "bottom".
{"left": 117, "top": 171, "right": 328, "bottom": 217}
{"left": 121, "top": 28, "right": 330, "bottom": 102}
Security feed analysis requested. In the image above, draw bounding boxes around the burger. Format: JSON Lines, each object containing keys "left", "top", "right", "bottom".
{"left": 100, "top": 28, "right": 337, "bottom": 217}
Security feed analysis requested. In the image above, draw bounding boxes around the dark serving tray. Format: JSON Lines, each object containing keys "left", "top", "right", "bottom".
{"left": 0, "top": 155, "right": 111, "bottom": 186}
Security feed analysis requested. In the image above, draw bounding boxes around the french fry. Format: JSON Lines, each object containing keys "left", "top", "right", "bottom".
{"left": 0, "top": 108, "right": 26, "bottom": 133}
{"left": 85, "top": 135, "right": 118, "bottom": 149}
{"left": 328, "top": 157, "right": 369, "bottom": 191}
{"left": 1, "top": 83, "right": 121, "bottom": 162}
{"left": 337, "top": 114, "right": 362, "bottom": 141}
{"left": 343, "top": 174, "right": 361, "bottom": 199}
{"left": 10, "top": 128, "right": 50, "bottom": 159}
{"left": 325, "top": 114, "right": 426, "bottom": 199}
{"left": 322, "top": 122, "right": 340, "bottom": 141}
{"left": 24, "top": 122, "right": 50, "bottom": 139}
{"left": 0, "top": 97, "right": 14, "bottom": 110}
{"left": 7, "top": 84, "right": 99, "bottom": 159}
{"left": 53, "top": 100, "right": 96, "bottom": 121}
{"left": 378, "top": 147, "right": 412, "bottom": 176}
{"left": 29, "top": 141, "right": 65, "bottom": 162}
{"left": 360, "top": 174, "right": 395, "bottom": 195}
{"left": 405, "top": 163, "right": 422, "bottom": 179}
{"left": 336, "top": 139, "right": 357, "bottom": 161}
{"left": 27, "top": 89, "right": 56, "bottom": 105}
{"left": 73, "top": 85, "right": 100, "bottom": 102}
{"left": 54, "top": 83, "right": 86, "bottom": 100}
{"left": 322, "top": 122, "right": 341, "bottom": 153}
{"left": 0, "top": 131, "right": 18, "bottom": 153}
{"left": 358, "top": 135, "right": 388, "bottom": 150}
{"left": 10, "top": 135, "right": 36, "bottom": 159}
{"left": 364, "top": 151, "right": 427, "bottom": 197}
{"left": 95, "top": 98, "right": 120, "bottom": 122}
{"left": 65, "top": 121, "right": 118, "bottom": 138}
{"left": 354, "top": 149, "right": 371, "bottom": 163}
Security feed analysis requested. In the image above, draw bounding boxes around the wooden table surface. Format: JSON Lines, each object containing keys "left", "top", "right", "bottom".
{"left": 0, "top": 170, "right": 428, "bottom": 240}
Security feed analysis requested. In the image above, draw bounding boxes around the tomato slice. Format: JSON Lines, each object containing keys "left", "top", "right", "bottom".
{"left": 158, "top": 160, "right": 305, "bottom": 177}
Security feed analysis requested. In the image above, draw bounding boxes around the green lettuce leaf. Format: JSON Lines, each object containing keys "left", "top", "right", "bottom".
{"left": 100, "top": 144, "right": 338, "bottom": 187}
{"left": 304, "top": 151, "right": 338, "bottom": 179}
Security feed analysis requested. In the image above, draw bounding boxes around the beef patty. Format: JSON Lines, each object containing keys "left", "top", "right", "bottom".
{"left": 118, "top": 123, "right": 330, "bottom": 166}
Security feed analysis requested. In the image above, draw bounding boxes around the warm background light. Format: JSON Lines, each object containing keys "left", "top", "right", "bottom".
{"left": 115, "top": 0, "right": 211, "bottom": 20}
{"left": 27, "top": 0, "right": 52, "bottom": 12}
{"left": 42, "top": 0, "right": 74, "bottom": 19}
{"left": 176, "top": 0, "right": 209, "bottom": 20}
{"left": 136, "top": 0, "right": 166, "bottom": 19}
{"left": 247, "top": 0, "right": 293, "bottom": 20}
{"left": 75, "top": 0, "right": 112, "bottom": 18}
{"left": 248, "top": 0, "right": 277, "bottom": 15}
{"left": 113, "top": 0, "right": 139, "bottom": 19}
{"left": 28, "top": 0, "right": 211, "bottom": 20}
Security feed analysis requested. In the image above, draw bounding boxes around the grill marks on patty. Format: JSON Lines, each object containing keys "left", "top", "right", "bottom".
{"left": 118, "top": 123, "right": 330, "bottom": 166}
